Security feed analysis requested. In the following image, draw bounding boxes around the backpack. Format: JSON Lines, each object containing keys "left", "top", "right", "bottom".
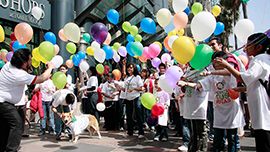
{"left": 259, "top": 76, "right": 270, "bottom": 97}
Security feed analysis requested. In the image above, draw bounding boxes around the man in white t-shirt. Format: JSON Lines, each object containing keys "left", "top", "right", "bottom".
{"left": 0, "top": 48, "right": 53, "bottom": 152}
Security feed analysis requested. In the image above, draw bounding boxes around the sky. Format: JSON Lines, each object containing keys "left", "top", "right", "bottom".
{"left": 228, "top": 0, "right": 270, "bottom": 50}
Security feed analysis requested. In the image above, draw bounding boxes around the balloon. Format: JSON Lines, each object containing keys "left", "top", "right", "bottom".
{"left": 0, "top": 25, "right": 4, "bottom": 42}
{"left": 151, "top": 58, "right": 161, "bottom": 68}
{"left": 173, "top": 11, "right": 188, "bottom": 30}
{"left": 10, "top": 32, "right": 16, "bottom": 41}
{"left": 39, "top": 41, "right": 55, "bottom": 62}
{"left": 6, "top": 52, "right": 13, "bottom": 62}
{"left": 51, "top": 55, "right": 63, "bottom": 69}
{"left": 86, "top": 46, "right": 94, "bottom": 56}
{"left": 118, "top": 46, "right": 127, "bottom": 57}
{"left": 228, "top": 89, "right": 239, "bottom": 99}
{"left": 36, "top": 47, "right": 48, "bottom": 63}
{"left": 142, "top": 47, "right": 151, "bottom": 59}
{"left": 135, "top": 34, "right": 142, "bottom": 42}
{"left": 212, "top": 5, "right": 221, "bottom": 17}
{"left": 72, "top": 54, "right": 81, "bottom": 66}
{"left": 31, "top": 57, "right": 40, "bottom": 68}
{"left": 172, "top": 0, "right": 188, "bottom": 13}
{"left": 141, "top": 92, "right": 156, "bottom": 110}
{"left": 66, "top": 59, "right": 73, "bottom": 68}
{"left": 154, "top": 41, "right": 162, "bottom": 50}
{"left": 99, "top": 31, "right": 108, "bottom": 44}
{"left": 235, "top": 19, "right": 255, "bottom": 43}
{"left": 238, "top": 55, "right": 248, "bottom": 67}
{"left": 158, "top": 75, "right": 173, "bottom": 94}
{"left": 112, "top": 69, "right": 121, "bottom": 81}
{"left": 63, "top": 22, "right": 81, "bottom": 43}
{"left": 91, "top": 41, "right": 100, "bottom": 50}
{"left": 168, "top": 35, "right": 179, "bottom": 48}
{"left": 54, "top": 44, "right": 59, "bottom": 56}
{"left": 113, "top": 49, "right": 118, "bottom": 59}
{"left": 52, "top": 72, "right": 67, "bottom": 89}
{"left": 130, "top": 25, "right": 138, "bottom": 36}
{"left": 66, "top": 42, "right": 76, "bottom": 54}
{"left": 147, "top": 115, "right": 158, "bottom": 126}
{"left": 148, "top": 43, "right": 161, "bottom": 58}
{"left": 9, "top": 41, "right": 15, "bottom": 52}
{"left": 164, "top": 16, "right": 175, "bottom": 33}
{"left": 177, "top": 29, "right": 185, "bottom": 36}
{"left": 96, "top": 103, "right": 105, "bottom": 112}
{"left": 0, "top": 49, "right": 8, "bottom": 53}
{"left": 161, "top": 53, "right": 171, "bottom": 64}
{"left": 32, "top": 47, "right": 40, "bottom": 61}
{"left": 91, "top": 22, "right": 108, "bottom": 44}
{"left": 79, "top": 60, "right": 89, "bottom": 72}
{"left": 12, "top": 40, "right": 26, "bottom": 52}
{"left": 139, "top": 56, "right": 147, "bottom": 63}
{"left": 131, "top": 42, "right": 143, "bottom": 56}
{"left": 156, "top": 8, "right": 172, "bottom": 27}
{"left": 114, "top": 54, "right": 120, "bottom": 62}
{"left": 31, "top": 6, "right": 43, "bottom": 20}
{"left": 112, "top": 42, "right": 121, "bottom": 51}
{"left": 127, "top": 34, "right": 135, "bottom": 42}
{"left": 83, "top": 33, "right": 91, "bottom": 42}
{"left": 104, "top": 65, "right": 110, "bottom": 74}
{"left": 103, "top": 32, "right": 111, "bottom": 45}
{"left": 165, "top": 66, "right": 183, "bottom": 88}
{"left": 126, "top": 42, "right": 135, "bottom": 57}
{"left": 102, "top": 45, "right": 114, "bottom": 60}
{"left": 58, "top": 29, "right": 68, "bottom": 42}
{"left": 163, "top": 36, "right": 172, "bottom": 51}
{"left": 107, "top": 9, "right": 119, "bottom": 25}
{"left": 191, "top": 2, "right": 203, "bottom": 15}
{"left": 183, "top": 6, "right": 190, "bottom": 15}
{"left": 78, "top": 51, "right": 86, "bottom": 60}
{"left": 0, "top": 52, "right": 7, "bottom": 62}
{"left": 168, "top": 30, "right": 177, "bottom": 36}
{"left": 190, "top": 44, "right": 214, "bottom": 69}
{"left": 140, "top": 17, "right": 156, "bottom": 34}
{"left": 136, "top": 64, "right": 141, "bottom": 71}
{"left": 94, "top": 48, "right": 106, "bottom": 63}
{"left": 122, "top": 21, "right": 131, "bottom": 32}
{"left": 96, "top": 64, "right": 104, "bottom": 75}
{"left": 191, "top": 11, "right": 216, "bottom": 41}
{"left": 44, "top": 32, "right": 56, "bottom": 45}
{"left": 14, "top": 23, "right": 33, "bottom": 44}
{"left": 0, "top": 60, "right": 5, "bottom": 68}
{"left": 172, "top": 36, "right": 195, "bottom": 64}
{"left": 214, "top": 22, "right": 225, "bottom": 35}
{"left": 151, "top": 103, "right": 165, "bottom": 116}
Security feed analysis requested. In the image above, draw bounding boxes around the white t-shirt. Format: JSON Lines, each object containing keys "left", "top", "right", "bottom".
{"left": 116, "top": 81, "right": 126, "bottom": 99}
{"left": 0, "top": 62, "right": 36, "bottom": 104}
{"left": 87, "top": 76, "right": 98, "bottom": 92}
{"left": 102, "top": 81, "right": 119, "bottom": 101}
{"left": 156, "top": 90, "right": 170, "bottom": 126}
{"left": 35, "top": 79, "right": 56, "bottom": 101}
{"left": 15, "top": 85, "right": 28, "bottom": 106}
{"left": 200, "top": 75, "right": 245, "bottom": 129}
{"left": 124, "top": 75, "right": 143, "bottom": 100}
{"left": 175, "top": 87, "right": 184, "bottom": 116}
{"left": 240, "top": 54, "right": 270, "bottom": 130}
{"left": 52, "top": 89, "right": 77, "bottom": 109}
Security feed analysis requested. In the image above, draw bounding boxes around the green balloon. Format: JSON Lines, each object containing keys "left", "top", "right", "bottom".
{"left": 66, "top": 42, "right": 76, "bottom": 54}
{"left": 190, "top": 44, "right": 214, "bottom": 69}
{"left": 0, "top": 49, "right": 8, "bottom": 53}
{"left": 113, "top": 42, "right": 121, "bottom": 51}
{"left": 135, "top": 34, "right": 142, "bottom": 42}
{"left": 39, "top": 41, "right": 55, "bottom": 61}
{"left": 130, "top": 42, "right": 143, "bottom": 56}
{"left": 130, "top": 25, "right": 138, "bottom": 36}
{"left": 122, "top": 21, "right": 131, "bottom": 33}
{"left": 141, "top": 92, "right": 156, "bottom": 110}
{"left": 96, "top": 64, "right": 104, "bottom": 75}
{"left": 0, "top": 60, "right": 5, "bottom": 68}
{"left": 242, "top": 0, "right": 249, "bottom": 2}
{"left": 83, "top": 33, "right": 91, "bottom": 43}
{"left": 52, "top": 71, "right": 67, "bottom": 89}
{"left": 192, "top": 2, "right": 203, "bottom": 15}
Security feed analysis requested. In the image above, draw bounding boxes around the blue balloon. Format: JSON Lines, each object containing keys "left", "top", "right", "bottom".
{"left": 183, "top": 6, "right": 190, "bottom": 15}
{"left": 140, "top": 17, "right": 156, "bottom": 34}
{"left": 163, "top": 45, "right": 169, "bottom": 53}
{"left": 126, "top": 42, "right": 135, "bottom": 57}
{"left": 78, "top": 51, "right": 86, "bottom": 60}
{"left": 72, "top": 54, "right": 81, "bottom": 66}
{"left": 44, "top": 32, "right": 56, "bottom": 45}
{"left": 136, "top": 64, "right": 141, "bottom": 71}
{"left": 127, "top": 34, "right": 135, "bottom": 42}
{"left": 214, "top": 22, "right": 225, "bottom": 36}
{"left": 204, "top": 36, "right": 211, "bottom": 42}
{"left": 12, "top": 40, "right": 26, "bottom": 52}
{"left": 102, "top": 45, "right": 113, "bottom": 60}
{"left": 107, "top": 9, "right": 119, "bottom": 25}
{"left": 164, "top": 16, "right": 175, "bottom": 33}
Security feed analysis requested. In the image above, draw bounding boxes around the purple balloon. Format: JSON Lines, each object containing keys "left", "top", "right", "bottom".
{"left": 165, "top": 66, "right": 183, "bottom": 88}
{"left": 6, "top": 52, "right": 13, "bottom": 61}
{"left": 118, "top": 46, "right": 127, "bottom": 57}
{"left": 151, "top": 57, "right": 161, "bottom": 68}
{"left": 99, "top": 31, "right": 108, "bottom": 44}
{"left": 147, "top": 115, "right": 158, "bottom": 126}
{"left": 90, "top": 22, "right": 108, "bottom": 44}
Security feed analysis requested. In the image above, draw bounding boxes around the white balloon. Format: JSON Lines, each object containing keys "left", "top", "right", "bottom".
{"left": 51, "top": 55, "right": 63, "bottom": 69}
{"left": 113, "top": 49, "right": 118, "bottom": 59}
{"left": 235, "top": 19, "right": 255, "bottom": 43}
{"left": 172, "top": 0, "right": 188, "bottom": 13}
{"left": 31, "top": 6, "right": 43, "bottom": 20}
{"left": 191, "top": 11, "right": 216, "bottom": 41}
{"left": 96, "top": 103, "right": 105, "bottom": 111}
{"left": 114, "top": 54, "right": 120, "bottom": 62}
{"left": 94, "top": 48, "right": 105, "bottom": 63}
{"left": 79, "top": 61, "right": 89, "bottom": 72}
{"left": 161, "top": 53, "right": 171, "bottom": 64}
{"left": 158, "top": 75, "right": 173, "bottom": 94}
{"left": 91, "top": 41, "right": 100, "bottom": 50}
{"left": 63, "top": 22, "right": 81, "bottom": 43}
{"left": 168, "top": 35, "right": 179, "bottom": 48}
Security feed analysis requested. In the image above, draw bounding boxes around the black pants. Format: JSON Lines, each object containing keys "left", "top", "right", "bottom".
{"left": 17, "top": 105, "right": 27, "bottom": 135}
{"left": 104, "top": 101, "right": 115, "bottom": 130}
{"left": 0, "top": 102, "right": 23, "bottom": 152}
{"left": 86, "top": 92, "right": 99, "bottom": 123}
{"left": 254, "top": 129, "right": 270, "bottom": 152}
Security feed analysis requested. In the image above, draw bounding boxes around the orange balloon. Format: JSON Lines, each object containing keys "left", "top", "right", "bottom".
{"left": 228, "top": 89, "right": 239, "bottom": 100}
{"left": 58, "top": 29, "right": 68, "bottom": 42}
{"left": 0, "top": 52, "right": 7, "bottom": 62}
{"left": 173, "top": 11, "right": 188, "bottom": 30}
{"left": 66, "top": 59, "right": 73, "bottom": 68}
{"left": 103, "top": 33, "right": 111, "bottom": 45}
{"left": 238, "top": 55, "right": 248, "bottom": 67}
{"left": 54, "top": 44, "right": 59, "bottom": 56}
{"left": 139, "top": 56, "right": 147, "bottom": 63}
{"left": 164, "top": 36, "right": 172, "bottom": 51}
{"left": 112, "top": 69, "right": 121, "bottom": 81}
{"left": 14, "top": 23, "right": 33, "bottom": 44}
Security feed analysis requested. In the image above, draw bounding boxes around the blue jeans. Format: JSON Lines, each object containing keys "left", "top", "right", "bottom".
{"left": 207, "top": 101, "right": 214, "bottom": 137}
{"left": 213, "top": 128, "right": 237, "bottom": 152}
{"left": 155, "top": 125, "right": 168, "bottom": 139}
{"left": 180, "top": 116, "right": 190, "bottom": 147}
{"left": 119, "top": 98, "right": 126, "bottom": 128}
{"left": 40, "top": 101, "right": 54, "bottom": 133}
{"left": 55, "top": 105, "right": 71, "bottom": 136}
{"left": 126, "top": 97, "right": 144, "bottom": 135}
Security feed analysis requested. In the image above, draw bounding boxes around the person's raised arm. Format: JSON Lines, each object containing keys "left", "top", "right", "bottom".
{"left": 177, "top": 80, "right": 202, "bottom": 89}
{"left": 122, "top": 58, "right": 127, "bottom": 79}
{"left": 34, "top": 62, "right": 54, "bottom": 84}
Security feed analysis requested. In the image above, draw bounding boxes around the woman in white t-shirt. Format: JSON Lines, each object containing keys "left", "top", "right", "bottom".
{"left": 216, "top": 33, "right": 270, "bottom": 152}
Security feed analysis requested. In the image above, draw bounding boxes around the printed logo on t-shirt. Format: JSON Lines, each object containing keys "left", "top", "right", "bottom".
{"left": 185, "top": 88, "right": 193, "bottom": 98}
{"left": 215, "top": 90, "right": 232, "bottom": 105}
{"left": 216, "top": 81, "right": 225, "bottom": 90}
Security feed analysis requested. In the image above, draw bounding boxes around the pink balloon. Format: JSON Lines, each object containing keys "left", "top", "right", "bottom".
{"left": 165, "top": 66, "right": 183, "bottom": 88}
{"left": 151, "top": 57, "right": 161, "bottom": 68}
{"left": 118, "top": 46, "right": 127, "bottom": 57}
{"left": 14, "top": 23, "right": 33, "bottom": 44}
{"left": 151, "top": 103, "right": 165, "bottom": 116}
{"left": 104, "top": 65, "right": 110, "bottom": 74}
{"left": 142, "top": 47, "right": 151, "bottom": 59}
{"left": 58, "top": 29, "right": 68, "bottom": 42}
{"left": 161, "top": 53, "right": 171, "bottom": 64}
{"left": 148, "top": 43, "right": 161, "bottom": 58}
{"left": 54, "top": 44, "right": 59, "bottom": 56}
{"left": 103, "top": 33, "right": 111, "bottom": 45}
{"left": 173, "top": 11, "right": 188, "bottom": 30}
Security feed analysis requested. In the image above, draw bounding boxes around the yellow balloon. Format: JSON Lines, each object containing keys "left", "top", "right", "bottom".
{"left": 168, "top": 30, "right": 177, "bottom": 36}
{"left": 36, "top": 48, "right": 48, "bottom": 63}
{"left": 177, "top": 29, "right": 185, "bottom": 36}
{"left": 172, "top": 36, "right": 195, "bottom": 64}
{"left": 31, "top": 57, "right": 40, "bottom": 68}
{"left": 153, "top": 41, "right": 163, "bottom": 50}
{"left": 32, "top": 48, "right": 40, "bottom": 61}
{"left": 212, "top": 5, "right": 221, "bottom": 17}
{"left": 0, "top": 25, "right": 4, "bottom": 42}
{"left": 156, "top": 8, "right": 172, "bottom": 27}
{"left": 86, "top": 46, "right": 95, "bottom": 56}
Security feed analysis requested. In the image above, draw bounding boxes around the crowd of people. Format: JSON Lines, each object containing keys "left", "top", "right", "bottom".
{"left": 0, "top": 32, "right": 270, "bottom": 152}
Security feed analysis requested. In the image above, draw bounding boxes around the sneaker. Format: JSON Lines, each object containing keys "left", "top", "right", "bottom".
{"left": 178, "top": 145, "right": 188, "bottom": 151}
{"left": 208, "top": 134, "right": 214, "bottom": 141}
{"left": 138, "top": 135, "right": 144, "bottom": 139}
{"left": 55, "top": 136, "right": 61, "bottom": 140}
{"left": 119, "top": 127, "right": 124, "bottom": 131}
{"left": 143, "top": 123, "right": 149, "bottom": 130}
{"left": 154, "top": 136, "right": 159, "bottom": 141}
{"left": 134, "top": 130, "right": 139, "bottom": 134}
{"left": 161, "top": 138, "right": 168, "bottom": 142}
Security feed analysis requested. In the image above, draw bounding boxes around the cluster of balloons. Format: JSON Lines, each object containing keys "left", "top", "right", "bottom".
{"left": 0, "top": 49, "right": 12, "bottom": 67}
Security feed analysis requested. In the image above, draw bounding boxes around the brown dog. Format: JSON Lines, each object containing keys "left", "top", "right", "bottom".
{"left": 61, "top": 113, "right": 101, "bottom": 142}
